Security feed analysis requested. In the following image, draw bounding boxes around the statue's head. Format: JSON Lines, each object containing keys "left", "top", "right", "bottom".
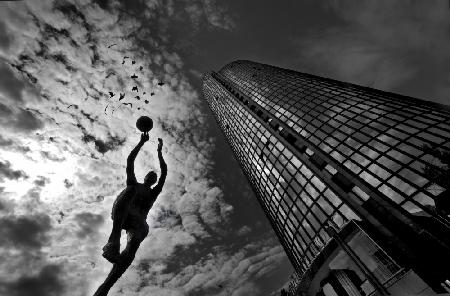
{"left": 144, "top": 171, "right": 157, "bottom": 187}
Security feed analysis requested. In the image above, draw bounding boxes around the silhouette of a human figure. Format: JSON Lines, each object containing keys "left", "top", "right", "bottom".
{"left": 94, "top": 133, "right": 167, "bottom": 296}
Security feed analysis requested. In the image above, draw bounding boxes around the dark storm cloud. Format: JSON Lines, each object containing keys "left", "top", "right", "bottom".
{"left": 73, "top": 212, "right": 104, "bottom": 239}
{"left": 14, "top": 108, "right": 44, "bottom": 130}
{"left": 0, "top": 213, "right": 51, "bottom": 249}
{"left": 0, "top": 189, "right": 15, "bottom": 213}
{"left": 0, "top": 20, "right": 12, "bottom": 50}
{"left": 53, "top": 1, "right": 101, "bottom": 65}
{"left": 0, "top": 103, "right": 44, "bottom": 132}
{"left": 291, "top": 0, "right": 450, "bottom": 103}
{"left": 94, "top": 0, "right": 110, "bottom": 10}
{"left": 50, "top": 53, "right": 77, "bottom": 72}
{"left": 0, "top": 134, "right": 13, "bottom": 147}
{"left": 80, "top": 128, "right": 127, "bottom": 154}
{"left": 63, "top": 178, "right": 73, "bottom": 188}
{"left": 0, "top": 63, "right": 28, "bottom": 103}
{"left": 0, "top": 264, "right": 65, "bottom": 296}
{"left": 0, "top": 63, "right": 43, "bottom": 131}
{"left": 8, "top": 62, "right": 38, "bottom": 84}
{"left": 0, "top": 160, "right": 28, "bottom": 181}
{"left": 33, "top": 176, "right": 50, "bottom": 187}
{"left": 40, "top": 151, "right": 66, "bottom": 162}
{"left": 80, "top": 109, "right": 96, "bottom": 123}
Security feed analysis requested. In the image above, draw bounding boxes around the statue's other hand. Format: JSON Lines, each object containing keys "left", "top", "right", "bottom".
{"left": 141, "top": 133, "right": 150, "bottom": 143}
{"left": 157, "top": 138, "right": 163, "bottom": 151}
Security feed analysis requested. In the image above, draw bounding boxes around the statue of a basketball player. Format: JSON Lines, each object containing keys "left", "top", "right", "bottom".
{"left": 94, "top": 132, "right": 167, "bottom": 296}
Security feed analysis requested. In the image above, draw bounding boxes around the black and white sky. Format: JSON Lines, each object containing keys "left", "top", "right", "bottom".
{"left": 0, "top": 1, "right": 449, "bottom": 295}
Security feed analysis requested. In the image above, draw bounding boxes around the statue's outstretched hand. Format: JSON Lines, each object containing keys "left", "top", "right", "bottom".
{"left": 140, "top": 132, "right": 149, "bottom": 143}
{"left": 157, "top": 138, "right": 163, "bottom": 151}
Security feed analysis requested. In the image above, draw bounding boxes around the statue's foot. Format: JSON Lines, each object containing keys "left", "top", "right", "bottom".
{"left": 102, "top": 242, "right": 120, "bottom": 263}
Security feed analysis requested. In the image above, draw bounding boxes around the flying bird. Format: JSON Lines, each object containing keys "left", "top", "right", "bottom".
{"left": 121, "top": 56, "right": 130, "bottom": 65}
{"left": 122, "top": 102, "right": 132, "bottom": 108}
{"left": 119, "top": 93, "right": 125, "bottom": 101}
{"left": 131, "top": 74, "right": 138, "bottom": 79}
{"left": 106, "top": 72, "right": 116, "bottom": 79}
{"left": 109, "top": 91, "right": 115, "bottom": 98}
{"left": 132, "top": 86, "right": 138, "bottom": 92}
{"left": 107, "top": 44, "right": 117, "bottom": 48}
{"left": 157, "top": 82, "right": 165, "bottom": 86}
{"left": 57, "top": 211, "right": 65, "bottom": 223}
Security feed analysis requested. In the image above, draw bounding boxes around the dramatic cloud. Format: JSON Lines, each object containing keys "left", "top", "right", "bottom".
{"left": 74, "top": 212, "right": 105, "bottom": 239}
{"left": 34, "top": 175, "right": 50, "bottom": 187}
{"left": 0, "top": 160, "right": 28, "bottom": 181}
{"left": 0, "top": 63, "right": 30, "bottom": 104}
{"left": 0, "top": 20, "right": 12, "bottom": 50}
{"left": 0, "top": 1, "right": 283, "bottom": 295}
{"left": 0, "top": 264, "right": 65, "bottom": 296}
{"left": 0, "top": 213, "right": 51, "bottom": 249}
{"left": 294, "top": 0, "right": 450, "bottom": 104}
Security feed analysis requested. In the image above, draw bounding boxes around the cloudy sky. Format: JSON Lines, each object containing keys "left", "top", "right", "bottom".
{"left": 0, "top": 1, "right": 449, "bottom": 296}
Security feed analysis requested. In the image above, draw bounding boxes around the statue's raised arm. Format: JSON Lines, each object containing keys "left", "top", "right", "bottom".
{"left": 152, "top": 138, "right": 167, "bottom": 195}
{"left": 126, "top": 133, "right": 149, "bottom": 186}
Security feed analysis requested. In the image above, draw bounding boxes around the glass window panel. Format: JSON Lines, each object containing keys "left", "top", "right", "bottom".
{"left": 306, "top": 212, "right": 320, "bottom": 231}
{"left": 412, "top": 192, "right": 436, "bottom": 207}
{"left": 301, "top": 165, "right": 313, "bottom": 179}
{"left": 311, "top": 176, "right": 326, "bottom": 192}
{"left": 360, "top": 171, "right": 382, "bottom": 187}
{"left": 313, "top": 203, "right": 329, "bottom": 222}
{"left": 387, "top": 175, "right": 417, "bottom": 196}
{"left": 368, "top": 164, "right": 390, "bottom": 179}
{"left": 339, "top": 204, "right": 360, "bottom": 221}
{"left": 324, "top": 189, "right": 341, "bottom": 207}
{"left": 351, "top": 153, "right": 371, "bottom": 168}
{"left": 401, "top": 201, "right": 422, "bottom": 213}
{"left": 398, "top": 168, "right": 429, "bottom": 188}
{"left": 352, "top": 186, "right": 370, "bottom": 201}
{"left": 378, "top": 184, "right": 405, "bottom": 203}
{"left": 331, "top": 151, "right": 345, "bottom": 162}
{"left": 300, "top": 191, "right": 313, "bottom": 207}
{"left": 332, "top": 213, "right": 345, "bottom": 228}
{"left": 344, "top": 160, "right": 362, "bottom": 174}
{"left": 378, "top": 156, "right": 402, "bottom": 172}
{"left": 398, "top": 143, "right": 423, "bottom": 157}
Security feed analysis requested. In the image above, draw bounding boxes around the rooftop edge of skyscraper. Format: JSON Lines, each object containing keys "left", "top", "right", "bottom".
{"left": 217, "top": 60, "right": 450, "bottom": 111}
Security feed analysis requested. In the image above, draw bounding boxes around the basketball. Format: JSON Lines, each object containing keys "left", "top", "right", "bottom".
{"left": 136, "top": 116, "right": 153, "bottom": 132}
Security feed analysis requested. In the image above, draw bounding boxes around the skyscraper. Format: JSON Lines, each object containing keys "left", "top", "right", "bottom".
{"left": 203, "top": 60, "right": 450, "bottom": 295}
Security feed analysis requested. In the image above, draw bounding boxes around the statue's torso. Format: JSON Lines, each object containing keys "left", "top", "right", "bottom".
{"left": 117, "top": 184, "right": 157, "bottom": 231}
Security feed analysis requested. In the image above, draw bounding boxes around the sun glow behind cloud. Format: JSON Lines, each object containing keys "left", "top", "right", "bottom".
{"left": 0, "top": 147, "right": 77, "bottom": 200}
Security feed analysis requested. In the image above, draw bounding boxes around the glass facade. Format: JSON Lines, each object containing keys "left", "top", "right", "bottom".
{"left": 202, "top": 60, "right": 450, "bottom": 293}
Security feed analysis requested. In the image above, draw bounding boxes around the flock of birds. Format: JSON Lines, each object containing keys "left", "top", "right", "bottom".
{"left": 103, "top": 44, "right": 166, "bottom": 115}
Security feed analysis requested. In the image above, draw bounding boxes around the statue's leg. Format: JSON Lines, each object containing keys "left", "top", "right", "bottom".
{"left": 103, "top": 187, "right": 135, "bottom": 262}
{"left": 94, "top": 228, "right": 147, "bottom": 296}
{"left": 108, "top": 187, "right": 135, "bottom": 243}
